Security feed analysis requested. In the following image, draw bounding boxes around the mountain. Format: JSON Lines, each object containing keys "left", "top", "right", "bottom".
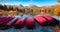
{"left": 26, "top": 4, "right": 38, "bottom": 8}
{"left": 19, "top": 4, "right": 24, "bottom": 7}
{"left": 50, "top": 4, "right": 60, "bottom": 8}
{"left": 17, "top": 4, "right": 24, "bottom": 9}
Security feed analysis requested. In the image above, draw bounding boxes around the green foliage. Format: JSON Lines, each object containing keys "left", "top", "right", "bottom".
{"left": 0, "top": 4, "right": 13, "bottom": 11}
{"left": 8, "top": 6, "right": 13, "bottom": 10}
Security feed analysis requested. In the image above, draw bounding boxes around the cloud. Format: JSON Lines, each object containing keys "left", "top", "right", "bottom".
{"left": 1, "top": 2, "right": 21, "bottom": 5}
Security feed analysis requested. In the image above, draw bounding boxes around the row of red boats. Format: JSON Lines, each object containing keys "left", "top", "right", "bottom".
{"left": 0, "top": 16, "right": 59, "bottom": 29}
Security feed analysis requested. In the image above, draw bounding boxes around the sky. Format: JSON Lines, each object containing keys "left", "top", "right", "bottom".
{"left": 0, "top": 0, "right": 58, "bottom": 7}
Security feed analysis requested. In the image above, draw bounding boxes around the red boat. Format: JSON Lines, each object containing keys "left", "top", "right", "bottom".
{"left": 43, "top": 16, "right": 54, "bottom": 22}
{"left": 43, "top": 16, "right": 59, "bottom": 25}
{"left": 0, "top": 17, "right": 6, "bottom": 21}
{"left": 14, "top": 17, "right": 26, "bottom": 28}
{"left": 0, "top": 17, "right": 10, "bottom": 24}
{"left": 0, "top": 17, "right": 7, "bottom": 21}
{"left": 5, "top": 18, "right": 18, "bottom": 28}
{"left": 26, "top": 17, "right": 35, "bottom": 29}
{"left": 0, "top": 17, "right": 6, "bottom": 20}
{"left": 0, "top": 17, "right": 13, "bottom": 27}
{"left": 34, "top": 16, "right": 48, "bottom": 26}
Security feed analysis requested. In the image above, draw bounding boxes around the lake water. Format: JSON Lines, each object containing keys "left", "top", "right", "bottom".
{"left": 0, "top": 14, "right": 60, "bottom": 32}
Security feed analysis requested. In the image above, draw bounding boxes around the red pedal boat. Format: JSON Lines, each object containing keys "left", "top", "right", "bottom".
{"left": 26, "top": 17, "right": 35, "bottom": 29}
{"left": 0, "top": 17, "right": 6, "bottom": 20}
{"left": 34, "top": 16, "right": 48, "bottom": 26}
{"left": 0, "top": 17, "right": 13, "bottom": 27}
{"left": 14, "top": 17, "right": 26, "bottom": 28}
{"left": 5, "top": 18, "right": 18, "bottom": 28}
{"left": 43, "top": 16, "right": 54, "bottom": 22}
{"left": 43, "top": 16, "right": 59, "bottom": 25}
